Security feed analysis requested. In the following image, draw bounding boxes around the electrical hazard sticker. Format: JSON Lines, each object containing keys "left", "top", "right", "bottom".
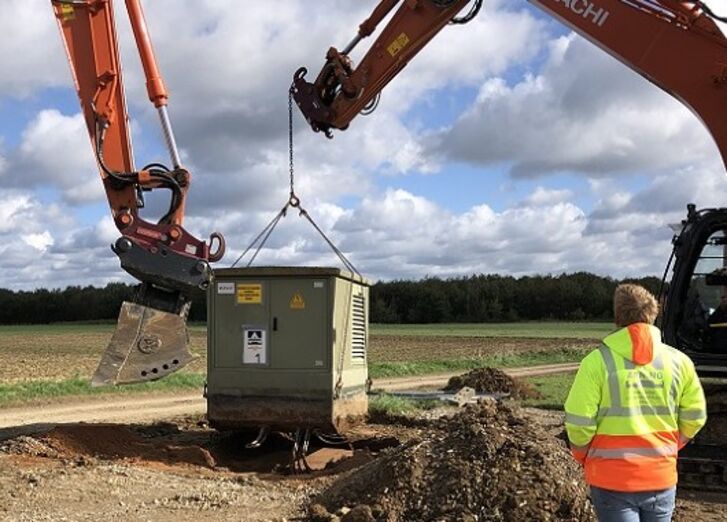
{"left": 237, "top": 283, "right": 262, "bottom": 304}
{"left": 290, "top": 292, "right": 306, "bottom": 310}
{"left": 243, "top": 327, "right": 267, "bottom": 365}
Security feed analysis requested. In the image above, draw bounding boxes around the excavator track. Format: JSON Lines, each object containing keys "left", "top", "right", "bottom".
{"left": 679, "top": 384, "right": 727, "bottom": 492}
{"left": 679, "top": 444, "right": 727, "bottom": 492}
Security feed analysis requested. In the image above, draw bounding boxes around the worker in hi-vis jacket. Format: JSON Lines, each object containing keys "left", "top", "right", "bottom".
{"left": 565, "top": 284, "right": 706, "bottom": 521}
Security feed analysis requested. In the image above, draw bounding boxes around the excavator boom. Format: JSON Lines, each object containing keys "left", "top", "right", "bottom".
{"left": 292, "top": 1, "right": 727, "bottom": 372}
{"left": 293, "top": 0, "right": 727, "bottom": 171}
{"left": 51, "top": 0, "right": 225, "bottom": 385}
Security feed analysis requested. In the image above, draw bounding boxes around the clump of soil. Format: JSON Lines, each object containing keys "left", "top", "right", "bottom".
{"left": 0, "top": 436, "right": 62, "bottom": 459}
{"left": 443, "top": 367, "right": 540, "bottom": 399}
{"left": 312, "top": 400, "right": 594, "bottom": 521}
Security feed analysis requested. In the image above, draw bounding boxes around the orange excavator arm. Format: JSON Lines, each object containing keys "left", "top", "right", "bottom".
{"left": 293, "top": 0, "right": 727, "bottom": 171}
{"left": 51, "top": 0, "right": 225, "bottom": 385}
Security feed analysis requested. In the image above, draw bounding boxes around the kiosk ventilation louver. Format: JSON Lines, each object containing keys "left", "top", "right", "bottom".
{"left": 351, "top": 292, "right": 367, "bottom": 362}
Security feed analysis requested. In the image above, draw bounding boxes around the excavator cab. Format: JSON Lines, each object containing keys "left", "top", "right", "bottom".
{"left": 661, "top": 204, "right": 727, "bottom": 376}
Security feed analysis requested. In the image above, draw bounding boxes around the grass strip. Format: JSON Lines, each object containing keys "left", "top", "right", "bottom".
{"left": 368, "top": 393, "right": 440, "bottom": 417}
{"left": 521, "top": 373, "right": 577, "bottom": 410}
{"left": 0, "top": 373, "right": 206, "bottom": 408}
{"left": 371, "top": 322, "right": 612, "bottom": 339}
{"left": 0, "top": 322, "right": 612, "bottom": 338}
{"left": 370, "top": 374, "right": 578, "bottom": 418}
{"left": 368, "top": 347, "right": 589, "bottom": 379}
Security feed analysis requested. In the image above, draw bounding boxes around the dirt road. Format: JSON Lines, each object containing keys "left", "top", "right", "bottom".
{"left": 0, "top": 394, "right": 207, "bottom": 438}
{"left": 0, "top": 363, "right": 577, "bottom": 434}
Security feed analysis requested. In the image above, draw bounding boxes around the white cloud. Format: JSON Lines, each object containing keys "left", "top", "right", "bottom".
{"left": 0, "top": 191, "right": 124, "bottom": 289}
{"left": 0, "top": 194, "right": 34, "bottom": 234}
{"left": 95, "top": 216, "right": 119, "bottom": 245}
{"left": 523, "top": 187, "right": 574, "bottom": 206}
{"left": 22, "top": 231, "right": 54, "bottom": 252}
{"left": 1, "top": 110, "right": 102, "bottom": 204}
{"left": 332, "top": 188, "right": 591, "bottom": 279}
{"left": 0, "top": 1, "right": 68, "bottom": 97}
{"left": 431, "top": 34, "right": 717, "bottom": 178}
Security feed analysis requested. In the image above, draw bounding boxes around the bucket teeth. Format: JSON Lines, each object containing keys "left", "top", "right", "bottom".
{"left": 92, "top": 301, "right": 197, "bottom": 386}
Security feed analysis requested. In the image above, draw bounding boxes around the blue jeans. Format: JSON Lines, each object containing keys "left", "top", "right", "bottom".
{"left": 590, "top": 486, "right": 676, "bottom": 521}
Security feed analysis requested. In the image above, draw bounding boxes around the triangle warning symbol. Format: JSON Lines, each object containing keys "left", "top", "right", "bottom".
{"left": 290, "top": 293, "right": 305, "bottom": 310}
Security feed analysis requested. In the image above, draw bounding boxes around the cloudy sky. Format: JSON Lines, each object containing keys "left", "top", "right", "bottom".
{"left": 1, "top": 0, "right": 726, "bottom": 290}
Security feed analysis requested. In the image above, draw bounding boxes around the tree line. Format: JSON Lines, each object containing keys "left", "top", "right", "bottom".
{"left": 0, "top": 284, "right": 207, "bottom": 325}
{"left": 369, "top": 273, "right": 661, "bottom": 323}
{"left": 0, "top": 272, "right": 660, "bottom": 325}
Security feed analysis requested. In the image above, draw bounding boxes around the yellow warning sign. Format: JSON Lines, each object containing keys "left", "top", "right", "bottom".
{"left": 290, "top": 292, "right": 306, "bottom": 310}
{"left": 387, "top": 32, "right": 410, "bottom": 58}
{"left": 59, "top": 4, "right": 75, "bottom": 22}
{"left": 236, "top": 284, "right": 262, "bottom": 304}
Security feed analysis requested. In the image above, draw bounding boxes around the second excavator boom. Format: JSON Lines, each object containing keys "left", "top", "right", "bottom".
{"left": 51, "top": 0, "right": 225, "bottom": 385}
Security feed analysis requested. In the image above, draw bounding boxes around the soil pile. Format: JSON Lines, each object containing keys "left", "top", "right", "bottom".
{"left": 312, "top": 400, "right": 594, "bottom": 521}
{"left": 0, "top": 435, "right": 62, "bottom": 459}
{"left": 444, "top": 367, "right": 540, "bottom": 399}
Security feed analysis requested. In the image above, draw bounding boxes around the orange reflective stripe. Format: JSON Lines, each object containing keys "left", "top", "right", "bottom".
{"left": 628, "top": 323, "right": 653, "bottom": 365}
{"left": 585, "top": 455, "right": 677, "bottom": 492}
{"left": 584, "top": 431, "right": 680, "bottom": 491}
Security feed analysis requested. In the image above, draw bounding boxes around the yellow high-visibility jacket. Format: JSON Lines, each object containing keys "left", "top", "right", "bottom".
{"left": 565, "top": 323, "right": 707, "bottom": 492}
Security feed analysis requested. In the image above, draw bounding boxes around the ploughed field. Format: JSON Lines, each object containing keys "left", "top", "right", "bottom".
{"left": 0, "top": 324, "right": 208, "bottom": 385}
{"left": 0, "top": 322, "right": 603, "bottom": 385}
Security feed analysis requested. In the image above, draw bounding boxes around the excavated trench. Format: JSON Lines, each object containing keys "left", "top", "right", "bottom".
{"left": 0, "top": 420, "right": 403, "bottom": 477}
{"left": 0, "top": 367, "right": 540, "bottom": 482}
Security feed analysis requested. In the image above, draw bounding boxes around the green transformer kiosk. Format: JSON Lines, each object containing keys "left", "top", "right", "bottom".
{"left": 207, "top": 267, "right": 370, "bottom": 433}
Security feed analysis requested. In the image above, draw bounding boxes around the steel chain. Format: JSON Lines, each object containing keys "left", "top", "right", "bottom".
{"left": 232, "top": 85, "right": 360, "bottom": 276}
{"left": 288, "top": 88, "right": 297, "bottom": 203}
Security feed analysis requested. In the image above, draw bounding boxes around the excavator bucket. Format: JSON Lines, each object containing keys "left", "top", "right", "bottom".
{"left": 91, "top": 301, "right": 197, "bottom": 386}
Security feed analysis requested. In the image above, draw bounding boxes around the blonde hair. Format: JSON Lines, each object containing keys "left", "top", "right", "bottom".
{"left": 614, "top": 284, "right": 658, "bottom": 327}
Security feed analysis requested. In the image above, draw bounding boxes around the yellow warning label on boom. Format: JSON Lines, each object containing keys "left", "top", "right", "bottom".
{"left": 290, "top": 293, "right": 306, "bottom": 310}
{"left": 237, "top": 284, "right": 262, "bottom": 304}
{"left": 387, "top": 33, "right": 410, "bottom": 58}
{"left": 59, "top": 4, "right": 75, "bottom": 22}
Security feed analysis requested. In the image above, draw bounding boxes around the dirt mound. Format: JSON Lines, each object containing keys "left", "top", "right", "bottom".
{"left": 312, "top": 400, "right": 594, "bottom": 521}
{"left": 443, "top": 367, "right": 540, "bottom": 399}
{"left": 0, "top": 435, "right": 62, "bottom": 459}
{"left": 45, "top": 424, "right": 141, "bottom": 457}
